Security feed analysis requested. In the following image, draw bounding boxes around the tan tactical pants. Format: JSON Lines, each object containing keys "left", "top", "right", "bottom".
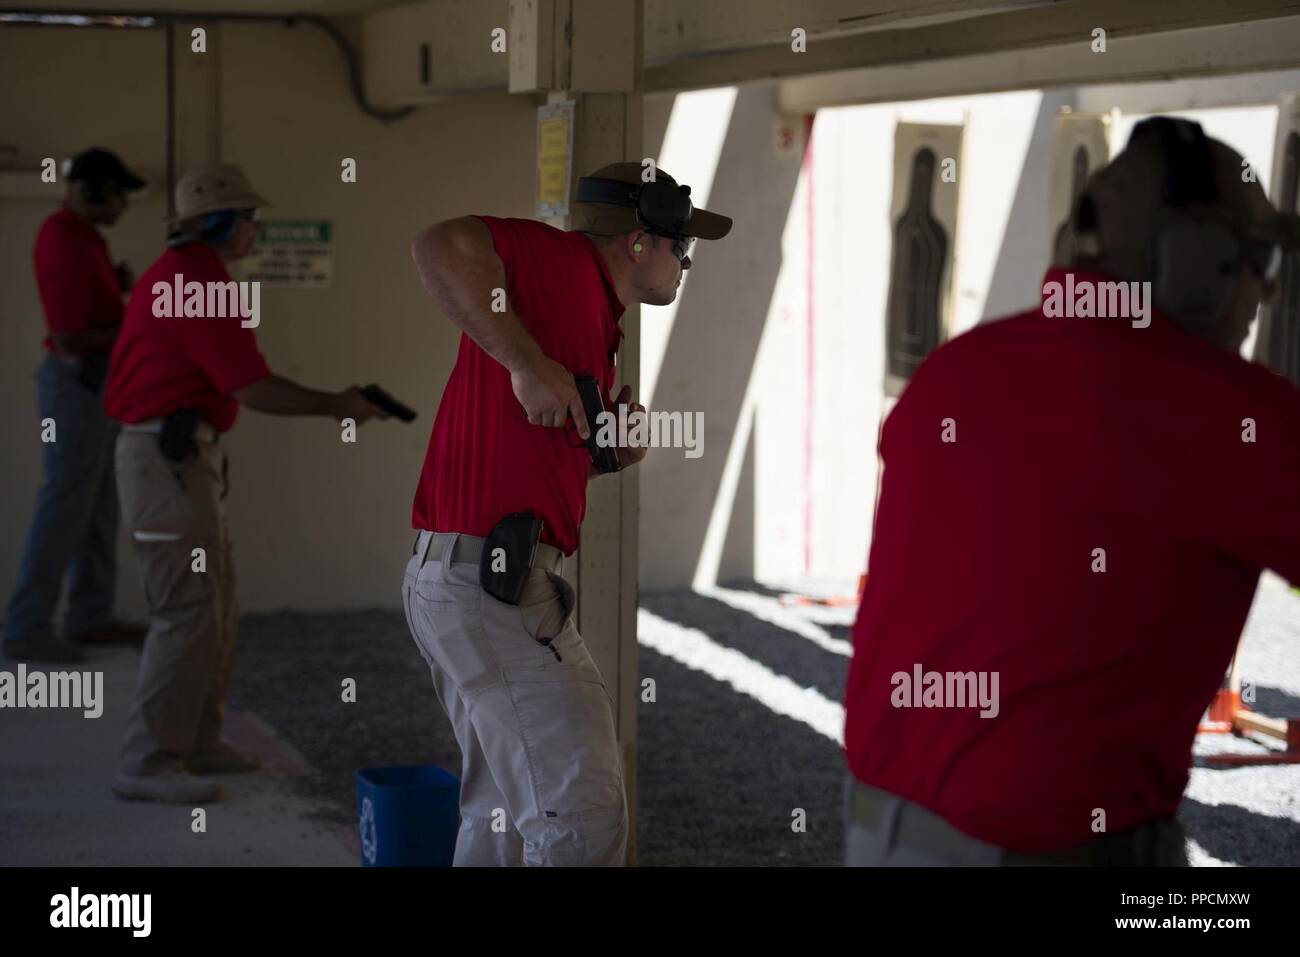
{"left": 115, "top": 428, "right": 238, "bottom": 776}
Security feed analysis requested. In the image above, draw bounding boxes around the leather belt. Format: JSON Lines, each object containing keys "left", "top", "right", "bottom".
{"left": 122, "top": 418, "right": 219, "bottom": 444}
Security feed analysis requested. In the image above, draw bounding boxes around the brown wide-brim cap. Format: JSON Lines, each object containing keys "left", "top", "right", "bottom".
{"left": 572, "top": 161, "right": 732, "bottom": 239}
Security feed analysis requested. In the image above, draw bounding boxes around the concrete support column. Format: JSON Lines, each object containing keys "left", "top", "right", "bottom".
{"left": 167, "top": 20, "right": 222, "bottom": 212}
{"left": 510, "top": 0, "right": 644, "bottom": 861}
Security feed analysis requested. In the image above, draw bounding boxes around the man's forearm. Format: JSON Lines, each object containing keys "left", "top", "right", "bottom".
{"left": 234, "top": 374, "right": 337, "bottom": 416}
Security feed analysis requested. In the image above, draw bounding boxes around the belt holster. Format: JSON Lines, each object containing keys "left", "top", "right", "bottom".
{"left": 479, "top": 512, "right": 543, "bottom": 605}
{"left": 158, "top": 409, "right": 204, "bottom": 463}
{"left": 72, "top": 352, "right": 111, "bottom": 393}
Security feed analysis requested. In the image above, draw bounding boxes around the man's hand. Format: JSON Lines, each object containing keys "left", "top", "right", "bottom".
{"left": 511, "top": 352, "right": 589, "bottom": 437}
{"left": 332, "top": 385, "right": 388, "bottom": 425}
{"left": 614, "top": 384, "right": 648, "bottom": 469}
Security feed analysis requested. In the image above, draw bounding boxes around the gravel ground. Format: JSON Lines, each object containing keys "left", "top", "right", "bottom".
{"left": 229, "top": 610, "right": 459, "bottom": 830}
{"left": 1184, "top": 573, "right": 1300, "bottom": 866}
{"left": 229, "top": 574, "right": 1300, "bottom": 866}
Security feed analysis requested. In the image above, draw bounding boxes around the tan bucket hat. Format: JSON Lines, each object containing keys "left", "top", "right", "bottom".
{"left": 572, "top": 161, "right": 732, "bottom": 240}
{"left": 171, "top": 163, "right": 269, "bottom": 223}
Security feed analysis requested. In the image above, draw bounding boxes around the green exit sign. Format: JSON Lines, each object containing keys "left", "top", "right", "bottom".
{"left": 257, "top": 219, "right": 331, "bottom": 244}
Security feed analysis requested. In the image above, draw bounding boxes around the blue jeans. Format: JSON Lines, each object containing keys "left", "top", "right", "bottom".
{"left": 3, "top": 353, "right": 120, "bottom": 644}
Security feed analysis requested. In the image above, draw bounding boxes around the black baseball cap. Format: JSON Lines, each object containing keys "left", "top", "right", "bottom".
{"left": 66, "top": 148, "right": 146, "bottom": 192}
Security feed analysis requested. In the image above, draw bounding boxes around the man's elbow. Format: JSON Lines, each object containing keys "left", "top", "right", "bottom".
{"left": 413, "top": 217, "right": 470, "bottom": 275}
{"left": 410, "top": 222, "right": 445, "bottom": 264}
{"left": 411, "top": 224, "right": 444, "bottom": 291}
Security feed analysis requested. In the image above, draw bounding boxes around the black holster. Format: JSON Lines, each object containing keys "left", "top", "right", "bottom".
{"left": 158, "top": 409, "right": 204, "bottom": 463}
{"left": 72, "top": 352, "right": 110, "bottom": 393}
{"left": 479, "top": 512, "right": 543, "bottom": 606}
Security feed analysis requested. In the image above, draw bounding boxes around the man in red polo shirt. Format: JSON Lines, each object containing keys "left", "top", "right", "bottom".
{"left": 844, "top": 118, "right": 1300, "bottom": 865}
{"left": 408, "top": 162, "right": 731, "bottom": 865}
{"left": 105, "top": 163, "right": 384, "bottom": 804}
{"left": 4, "top": 149, "right": 146, "bottom": 663}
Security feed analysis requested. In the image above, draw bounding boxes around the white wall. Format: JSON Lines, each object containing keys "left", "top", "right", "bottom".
{"left": 641, "top": 75, "right": 1291, "bottom": 592}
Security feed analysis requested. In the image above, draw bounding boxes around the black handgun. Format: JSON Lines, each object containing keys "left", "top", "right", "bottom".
{"left": 574, "top": 374, "right": 621, "bottom": 474}
{"left": 361, "top": 384, "right": 417, "bottom": 423}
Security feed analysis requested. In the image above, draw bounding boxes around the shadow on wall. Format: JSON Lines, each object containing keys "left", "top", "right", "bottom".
{"left": 639, "top": 85, "right": 804, "bottom": 591}
{"left": 980, "top": 89, "right": 1076, "bottom": 323}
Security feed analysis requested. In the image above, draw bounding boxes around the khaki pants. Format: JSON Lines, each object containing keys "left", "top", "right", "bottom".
{"left": 402, "top": 531, "right": 628, "bottom": 866}
{"left": 115, "top": 430, "right": 238, "bottom": 775}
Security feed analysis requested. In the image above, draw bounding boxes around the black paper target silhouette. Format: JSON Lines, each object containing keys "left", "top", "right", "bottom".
{"left": 886, "top": 147, "right": 948, "bottom": 383}
{"left": 1254, "top": 130, "right": 1300, "bottom": 385}
{"left": 1052, "top": 144, "right": 1090, "bottom": 264}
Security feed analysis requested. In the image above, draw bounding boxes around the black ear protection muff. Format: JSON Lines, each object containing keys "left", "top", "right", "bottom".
{"left": 576, "top": 176, "right": 694, "bottom": 236}
{"left": 1141, "top": 116, "right": 1242, "bottom": 327}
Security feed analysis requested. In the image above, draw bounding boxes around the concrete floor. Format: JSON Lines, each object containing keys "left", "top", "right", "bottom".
{"left": 2, "top": 573, "right": 1296, "bottom": 866}
{"left": 0, "top": 644, "right": 354, "bottom": 866}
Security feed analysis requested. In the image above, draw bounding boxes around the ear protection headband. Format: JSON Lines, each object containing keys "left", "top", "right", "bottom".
{"left": 576, "top": 176, "right": 694, "bottom": 236}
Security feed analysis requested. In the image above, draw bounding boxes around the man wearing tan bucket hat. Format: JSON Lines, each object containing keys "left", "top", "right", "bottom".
{"left": 104, "top": 163, "right": 385, "bottom": 803}
{"left": 407, "top": 162, "right": 731, "bottom": 865}
{"left": 842, "top": 117, "right": 1300, "bottom": 866}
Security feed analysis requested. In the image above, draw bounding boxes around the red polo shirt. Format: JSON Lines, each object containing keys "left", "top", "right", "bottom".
{"left": 412, "top": 216, "right": 625, "bottom": 555}
{"left": 104, "top": 243, "right": 271, "bottom": 432}
{"left": 33, "top": 208, "right": 124, "bottom": 354}
{"left": 845, "top": 268, "right": 1300, "bottom": 854}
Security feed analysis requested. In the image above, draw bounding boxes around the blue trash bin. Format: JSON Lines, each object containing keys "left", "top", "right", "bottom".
{"left": 355, "top": 765, "right": 460, "bottom": 867}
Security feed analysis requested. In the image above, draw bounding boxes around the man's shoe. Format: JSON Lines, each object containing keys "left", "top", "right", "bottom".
{"left": 183, "top": 743, "right": 262, "bottom": 775}
{"left": 3, "top": 635, "right": 86, "bottom": 663}
{"left": 111, "top": 770, "right": 222, "bottom": 804}
{"left": 66, "top": 622, "right": 147, "bottom": 647}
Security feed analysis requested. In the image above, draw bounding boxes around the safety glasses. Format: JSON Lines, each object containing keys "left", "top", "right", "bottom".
{"left": 1243, "top": 239, "right": 1283, "bottom": 283}
{"left": 669, "top": 234, "right": 694, "bottom": 262}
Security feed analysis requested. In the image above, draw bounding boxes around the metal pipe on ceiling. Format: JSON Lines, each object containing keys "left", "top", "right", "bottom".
{"left": 0, "top": 7, "right": 415, "bottom": 123}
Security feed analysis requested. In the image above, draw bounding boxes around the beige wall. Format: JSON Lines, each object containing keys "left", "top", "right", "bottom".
{"left": 0, "top": 22, "right": 539, "bottom": 616}
{"left": 0, "top": 26, "right": 168, "bottom": 624}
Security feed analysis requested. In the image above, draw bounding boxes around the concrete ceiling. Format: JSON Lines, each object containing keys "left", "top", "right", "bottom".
{"left": 0, "top": 0, "right": 1053, "bottom": 36}
{"left": 0, "top": 0, "right": 408, "bottom": 13}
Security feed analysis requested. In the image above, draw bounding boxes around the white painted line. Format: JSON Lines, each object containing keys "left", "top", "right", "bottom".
{"left": 638, "top": 608, "right": 845, "bottom": 745}
{"left": 1186, "top": 839, "right": 1236, "bottom": 868}
{"left": 131, "top": 530, "right": 183, "bottom": 542}
{"left": 697, "top": 585, "right": 855, "bottom": 657}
